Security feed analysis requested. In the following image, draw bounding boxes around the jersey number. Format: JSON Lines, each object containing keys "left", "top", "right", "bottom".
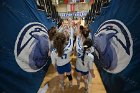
{"left": 61, "top": 54, "right": 67, "bottom": 59}
{"left": 78, "top": 53, "right": 82, "bottom": 58}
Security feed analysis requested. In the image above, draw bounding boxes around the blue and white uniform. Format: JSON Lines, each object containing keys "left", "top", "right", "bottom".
{"left": 76, "top": 36, "right": 94, "bottom": 75}
{"left": 58, "top": 25, "right": 65, "bottom": 33}
{"left": 51, "top": 27, "right": 74, "bottom": 74}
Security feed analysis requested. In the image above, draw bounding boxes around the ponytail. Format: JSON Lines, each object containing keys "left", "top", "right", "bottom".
{"left": 81, "top": 38, "right": 93, "bottom": 64}
{"left": 81, "top": 47, "right": 87, "bottom": 65}
{"left": 53, "top": 32, "right": 66, "bottom": 57}
{"left": 81, "top": 28, "right": 90, "bottom": 38}
{"left": 57, "top": 38, "right": 64, "bottom": 57}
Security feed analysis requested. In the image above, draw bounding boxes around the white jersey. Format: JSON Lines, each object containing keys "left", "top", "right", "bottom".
{"left": 51, "top": 27, "right": 74, "bottom": 66}
{"left": 76, "top": 36, "right": 94, "bottom": 72}
{"left": 58, "top": 26, "right": 64, "bottom": 33}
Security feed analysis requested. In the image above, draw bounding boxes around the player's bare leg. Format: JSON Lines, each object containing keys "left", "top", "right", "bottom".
{"left": 77, "top": 72, "right": 81, "bottom": 89}
{"left": 83, "top": 75, "right": 89, "bottom": 93}
{"left": 58, "top": 74, "right": 64, "bottom": 91}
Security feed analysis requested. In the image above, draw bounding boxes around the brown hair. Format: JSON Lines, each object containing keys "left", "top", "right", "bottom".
{"left": 81, "top": 27, "right": 90, "bottom": 38}
{"left": 53, "top": 32, "right": 66, "bottom": 57}
{"left": 48, "top": 27, "right": 57, "bottom": 41}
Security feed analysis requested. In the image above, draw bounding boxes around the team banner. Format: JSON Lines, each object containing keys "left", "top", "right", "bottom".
{"left": 67, "top": 4, "right": 75, "bottom": 12}
{"left": 90, "top": 0, "right": 94, "bottom": 4}
{"left": 59, "top": 0, "right": 64, "bottom": 4}
{"left": 70, "top": 4, "right": 75, "bottom": 12}
{"left": 85, "top": 0, "right": 90, "bottom": 3}
{"left": 0, "top": 0, "right": 55, "bottom": 93}
{"left": 80, "top": 0, "right": 84, "bottom": 2}
{"left": 89, "top": 0, "right": 140, "bottom": 93}
{"left": 64, "top": 0, "right": 69, "bottom": 4}
{"left": 76, "top": 0, "right": 80, "bottom": 2}
{"left": 59, "top": 11, "right": 88, "bottom": 19}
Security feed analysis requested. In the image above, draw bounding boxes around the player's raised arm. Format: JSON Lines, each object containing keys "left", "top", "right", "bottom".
{"left": 58, "top": 21, "right": 66, "bottom": 33}
{"left": 75, "top": 18, "right": 83, "bottom": 55}
{"left": 64, "top": 19, "right": 74, "bottom": 52}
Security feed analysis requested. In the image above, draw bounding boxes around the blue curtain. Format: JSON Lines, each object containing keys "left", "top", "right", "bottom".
{"left": 0, "top": 0, "right": 55, "bottom": 93}
{"left": 90, "top": 0, "right": 140, "bottom": 93}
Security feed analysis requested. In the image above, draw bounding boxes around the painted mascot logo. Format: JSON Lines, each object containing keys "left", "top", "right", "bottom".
{"left": 14, "top": 22, "right": 49, "bottom": 72}
{"left": 94, "top": 20, "right": 133, "bottom": 73}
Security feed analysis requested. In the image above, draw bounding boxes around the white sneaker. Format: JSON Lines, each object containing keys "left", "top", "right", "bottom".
{"left": 59, "top": 82, "right": 64, "bottom": 91}
{"left": 61, "top": 86, "right": 64, "bottom": 91}
{"left": 37, "top": 84, "right": 48, "bottom": 93}
{"left": 77, "top": 85, "right": 80, "bottom": 89}
{"left": 69, "top": 82, "right": 73, "bottom": 87}
{"left": 77, "top": 80, "right": 80, "bottom": 89}
{"left": 84, "top": 88, "right": 88, "bottom": 93}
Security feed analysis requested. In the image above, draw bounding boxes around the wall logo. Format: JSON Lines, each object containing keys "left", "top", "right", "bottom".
{"left": 14, "top": 22, "right": 49, "bottom": 72}
{"left": 94, "top": 19, "right": 133, "bottom": 73}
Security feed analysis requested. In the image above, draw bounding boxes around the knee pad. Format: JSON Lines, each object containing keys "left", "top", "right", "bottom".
{"left": 66, "top": 74, "right": 73, "bottom": 81}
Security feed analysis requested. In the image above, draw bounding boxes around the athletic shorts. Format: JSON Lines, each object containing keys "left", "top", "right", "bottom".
{"left": 57, "top": 62, "right": 71, "bottom": 74}
{"left": 75, "top": 68, "right": 89, "bottom": 75}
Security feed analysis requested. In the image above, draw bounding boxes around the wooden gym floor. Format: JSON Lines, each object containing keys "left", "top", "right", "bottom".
{"left": 40, "top": 54, "right": 106, "bottom": 93}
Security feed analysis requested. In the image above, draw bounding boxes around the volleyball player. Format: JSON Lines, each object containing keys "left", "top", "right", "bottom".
{"left": 75, "top": 24, "right": 95, "bottom": 92}
{"left": 50, "top": 23, "right": 74, "bottom": 90}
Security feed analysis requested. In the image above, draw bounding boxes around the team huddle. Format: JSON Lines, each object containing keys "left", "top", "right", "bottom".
{"left": 48, "top": 18, "right": 95, "bottom": 92}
